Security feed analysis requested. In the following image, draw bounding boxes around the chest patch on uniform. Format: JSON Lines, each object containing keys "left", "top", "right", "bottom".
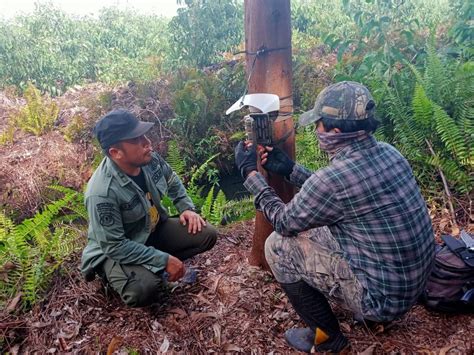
{"left": 120, "top": 194, "right": 140, "bottom": 211}
{"left": 97, "top": 202, "right": 115, "bottom": 226}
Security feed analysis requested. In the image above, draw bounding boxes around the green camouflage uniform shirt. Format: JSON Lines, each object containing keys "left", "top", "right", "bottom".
{"left": 81, "top": 152, "right": 195, "bottom": 277}
{"left": 244, "top": 135, "right": 435, "bottom": 321}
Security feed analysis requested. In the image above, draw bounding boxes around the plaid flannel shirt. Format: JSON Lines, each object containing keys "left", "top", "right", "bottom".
{"left": 244, "top": 135, "right": 435, "bottom": 320}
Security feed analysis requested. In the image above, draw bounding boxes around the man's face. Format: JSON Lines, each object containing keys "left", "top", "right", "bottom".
{"left": 112, "top": 134, "right": 153, "bottom": 167}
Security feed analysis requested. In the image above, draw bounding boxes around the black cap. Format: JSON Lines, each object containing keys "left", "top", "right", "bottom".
{"left": 93, "top": 109, "right": 154, "bottom": 149}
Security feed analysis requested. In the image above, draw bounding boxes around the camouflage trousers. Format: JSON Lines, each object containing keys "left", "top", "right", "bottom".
{"left": 265, "top": 226, "right": 364, "bottom": 319}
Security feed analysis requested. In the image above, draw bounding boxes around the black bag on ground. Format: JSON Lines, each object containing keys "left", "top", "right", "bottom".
{"left": 422, "top": 233, "right": 474, "bottom": 313}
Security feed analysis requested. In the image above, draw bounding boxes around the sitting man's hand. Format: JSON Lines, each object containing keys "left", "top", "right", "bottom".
{"left": 180, "top": 209, "right": 207, "bottom": 235}
{"left": 166, "top": 255, "right": 185, "bottom": 282}
{"left": 234, "top": 141, "right": 257, "bottom": 179}
{"left": 258, "top": 145, "right": 295, "bottom": 178}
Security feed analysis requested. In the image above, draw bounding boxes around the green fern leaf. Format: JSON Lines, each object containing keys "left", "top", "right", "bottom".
{"left": 201, "top": 185, "right": 215, "bottom": 220}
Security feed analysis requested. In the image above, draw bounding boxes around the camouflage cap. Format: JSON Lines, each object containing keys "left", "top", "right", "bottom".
{"left": 299, "top": 81, "right": 376, "bottom": 126}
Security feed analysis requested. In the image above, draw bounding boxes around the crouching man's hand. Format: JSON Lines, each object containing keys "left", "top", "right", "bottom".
{"left": 166, "top": 255, "right": 185, "bottom": 281}
{"left": 180, "top": 209, "right": 207, "bottom": 235}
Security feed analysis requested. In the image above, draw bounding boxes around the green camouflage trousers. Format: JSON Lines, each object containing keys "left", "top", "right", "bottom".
{"left": 265, "top": 226, "right": 364, "bottom": 318}
{"left": 100, "top": 218, "right": 217, "bottom": 307}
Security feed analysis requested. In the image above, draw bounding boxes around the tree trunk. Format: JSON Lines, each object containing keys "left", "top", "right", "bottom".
{"left": 244, "top": 0, "right": 295, "bottom": 269}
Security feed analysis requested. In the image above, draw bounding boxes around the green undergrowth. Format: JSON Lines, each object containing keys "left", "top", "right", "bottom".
{"left": 0, "top": 185, "right": 86, "bottom": 311}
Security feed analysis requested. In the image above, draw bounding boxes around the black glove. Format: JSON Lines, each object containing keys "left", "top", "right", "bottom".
{"left": 234, "top": 141, "right": 257, "bottom": 178}
{"left": 262, "top": 146, "right": 295, "bottom": 177}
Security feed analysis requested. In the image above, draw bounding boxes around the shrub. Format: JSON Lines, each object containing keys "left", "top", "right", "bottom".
{"left": 15, "top": 83, "right": 59, "bottom": 136}
{"left": 167, "top": 0, "right": 243, "bottom": 68}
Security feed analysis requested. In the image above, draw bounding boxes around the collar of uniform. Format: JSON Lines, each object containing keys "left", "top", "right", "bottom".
{"left": 105, "top": 157, "right": 135, "bottom": 187}
{"left": 332, "top": 134, "right": 377, "bottom": 161}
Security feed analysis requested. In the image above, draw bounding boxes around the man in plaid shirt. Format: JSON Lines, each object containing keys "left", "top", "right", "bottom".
{"left": 235, "top": 82, "right": 435, "bottom": 353}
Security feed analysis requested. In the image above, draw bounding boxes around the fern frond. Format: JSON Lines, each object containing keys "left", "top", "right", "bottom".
{"left": 210, "top": 189, "right": 227, "bottom": 225}
{"left": 189, "top": 153, "right": 220, "bottom": 187}
{"left": 0, "top": 185, "right": 86, "bottom": 309}
{"left": 201, "top": 185, "right": 215, "bottom": 220}
{"left": 412, "top": 83, "right": 433, "bottom": 132}
{"left": 166, "top": 140, "right": 186, "bottom": 178}
{"left": 425, "top": 154, "right": 473, "bottom": 193}
{"left": 221, "top": 196, "right": 255, "bottom": 224}
{"left": 48, "top": 185, "right": 87, "bottom": 220}
{"left": 433, "top": 103, "right": 469, "bottom": 164}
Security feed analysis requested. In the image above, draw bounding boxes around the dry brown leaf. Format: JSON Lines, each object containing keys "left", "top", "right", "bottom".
{"left": 9, "top": 344, "right": 20, "bottom": 355}
{"left": 0, "top": 271, "right": 8, "bottom": 282}
{"left": 359, "top": 343, "right": 377, "bottom": 355}
{"left": 31, "top": 321, "right": 52, "bottom": 328}
{"left": 340, "top": 321, "right": 351, "bottom": 333}
{"left": 169, "top": 307, "right": 187, "bottom": 318}
{"left": 106, "top": 336, "right": 123, "bottom": 355}
{"left": 58, "top": 337, "right": 70, "bottom": 352}
{"left": 2, "top": 261, "right": 16, "bottom": 271}
{"left": 222, "top": 343, "right": 243, "bottom": 352}
{"left": 373, "top": 323, "right": 385, "bottom": 335}
{"left": 190, "top": 311, "right": 219, "bottom": 322}
{"left": 159, "top": 336, "right": 170, "bottom": 353}
{"left": 58, "top": 323, "right": 81, "bottom": 340}
{"left": 190, "top": 291, "right": 213, "bottom": 305}
{"left": 212, "top": 274, "right": 224, "bottom": 294}
{"left": 439, "top": 344, "right": 457, "bottom": 355}
{"left": 212, "top": 322, "right": 221, "bottom": 346}
{"left": 6, "top": 292, "right": 22, "bottom": 313}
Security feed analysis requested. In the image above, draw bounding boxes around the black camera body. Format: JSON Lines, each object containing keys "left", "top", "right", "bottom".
{"left": 244, "top": 113, "right": 275, "bottom": 146}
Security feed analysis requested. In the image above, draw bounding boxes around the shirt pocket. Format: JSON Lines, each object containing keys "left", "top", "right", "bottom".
{"left": 120, "top": 194, "right": 146, "bottom": 223}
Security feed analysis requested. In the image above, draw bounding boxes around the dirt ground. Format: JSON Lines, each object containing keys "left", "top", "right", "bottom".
{"left": 1, "top": 221, "right": 472, "bottom": 354}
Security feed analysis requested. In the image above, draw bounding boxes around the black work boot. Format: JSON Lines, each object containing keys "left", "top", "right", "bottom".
{"left": 281, "top": 281, "right": 349, "bottom": 353}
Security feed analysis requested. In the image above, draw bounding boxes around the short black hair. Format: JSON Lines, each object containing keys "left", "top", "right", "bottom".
{"left": 320, "top": 116, "right": 379, "bottom": 134}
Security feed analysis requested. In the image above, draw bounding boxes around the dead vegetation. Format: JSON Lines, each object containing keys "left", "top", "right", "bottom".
{"left": 0, "top": 81, "right": 174, "bottom": 220}
{"left": 1, "top": 221, "right": 472, "bottom": 354}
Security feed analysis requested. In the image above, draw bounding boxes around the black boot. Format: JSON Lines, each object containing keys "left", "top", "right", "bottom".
{"left": 281, "top": 281, "right": 349, "bottom": 353}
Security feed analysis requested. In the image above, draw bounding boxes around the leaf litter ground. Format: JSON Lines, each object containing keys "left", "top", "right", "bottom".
{"left": 2, "top": 221, "right": 472, "bottom": 354}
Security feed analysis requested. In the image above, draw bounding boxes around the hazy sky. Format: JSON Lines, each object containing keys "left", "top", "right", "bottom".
{"left": 0, "top": 0, "right": 184, "bottom": 18}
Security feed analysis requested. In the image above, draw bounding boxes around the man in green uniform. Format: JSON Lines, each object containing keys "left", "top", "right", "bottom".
{"left": 81, "top": 109, "right": 217, "bottom": 307}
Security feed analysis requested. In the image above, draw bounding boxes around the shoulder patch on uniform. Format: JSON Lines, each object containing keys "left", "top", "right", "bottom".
{"left": 152, "top": 170, "right": 163, "bottom": 183}
{"left": 149, "top": 157, "right": 159, "bottom": 171}
{"left": 149, "top": 153, "right": 164, "bottom": 171}
{"left": 97, "top": 202, "right": 115, "bottom": 227}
